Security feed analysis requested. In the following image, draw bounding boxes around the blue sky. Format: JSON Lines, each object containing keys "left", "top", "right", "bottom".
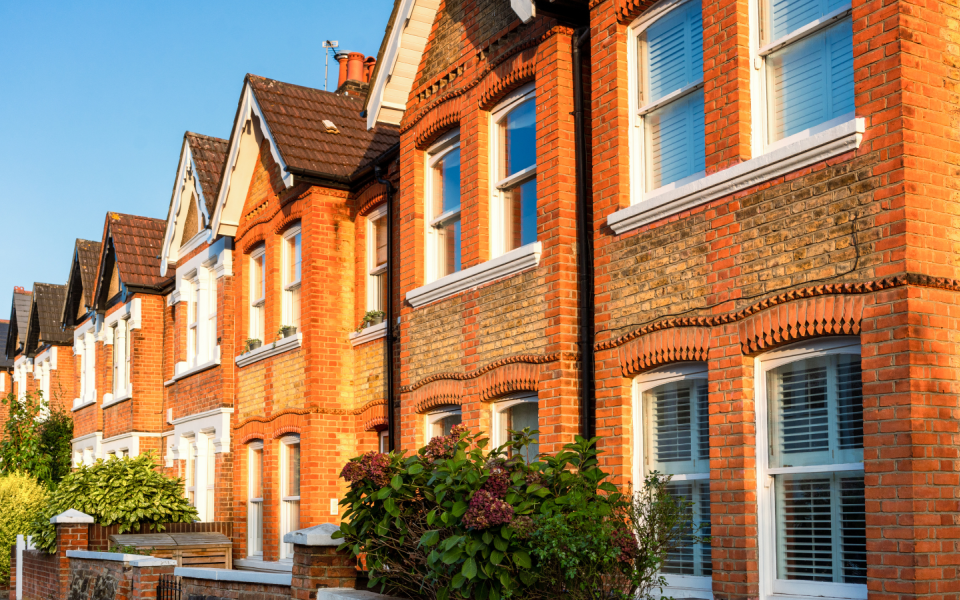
{"left": 0, "top": 0, "right": 394, "bottom": 318}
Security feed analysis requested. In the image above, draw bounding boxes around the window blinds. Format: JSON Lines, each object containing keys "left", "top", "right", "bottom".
{"left": 662, "top": 480, "right": 713, "bottom": 577}
{"left": 766, "top": 0, "right": 850, "bottom": 41}
{"left": 770, "top": 354, "right": 863, "bottom": 467}
{"left": 649, "top": 379, "right": 709, "bottom": 474}
{"left": 776, "top": 474, "right": 866, "bottom": 583}
{"left": 641, "top": 0, "right": 705, "bottom": 191}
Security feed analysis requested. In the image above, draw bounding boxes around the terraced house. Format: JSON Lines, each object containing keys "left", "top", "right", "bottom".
{"left": 363, "top": 0, "right": 960, "bottom": 599}
{"left": 8, "top": 0, "right": 960, "bottom": 597}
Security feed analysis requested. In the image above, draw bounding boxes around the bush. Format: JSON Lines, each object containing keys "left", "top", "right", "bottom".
{"left": 336, "top": 427, "right": 696, "bottom": 600}
{"left": 0, "top": 473, "right": 48, "bottom": 584}
{"left": 0, "top": 391, "right": 74, "bottom": 488}
{"left": 29, "top": 453, "right": 198, "bottom": 552}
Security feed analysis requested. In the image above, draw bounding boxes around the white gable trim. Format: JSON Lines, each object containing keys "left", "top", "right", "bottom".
{"left": 212, "top": 82, "right": 293, "bottom": 238}
{"left": 161, "top": 141, "right": 213, "bottom": 276}
{"left": 366, "top": 0, "right": 441, "bottom": 130}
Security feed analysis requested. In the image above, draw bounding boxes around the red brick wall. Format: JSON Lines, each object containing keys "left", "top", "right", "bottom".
{"left": 67, "top": 557, "right": 175, "bottom": 600}
{"left": 179, "top": 576, "right": 291, "bottom": 600}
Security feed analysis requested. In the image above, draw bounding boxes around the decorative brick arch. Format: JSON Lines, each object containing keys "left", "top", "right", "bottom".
{"left": 738, "top": 294, "right": 865, "bottom": 355}
{"left": 618, "top": 327, "right": 711, "bottom": 377}
{"left": 360, "top": 399, "right": 388, "bottom": 432}
{"left": 477, "top": 47, "right": 538, "bottom": 110}
{"left": 412, "top": 95, "right": 463, "bottom": 150}
{"left": 477, "top": 362, "right": 540, "bottom": 402}
{"left": 233, "top": 408, "right": 314, "bottom": 441}
{"left": 413, "top": 379, "right": 464, "bottom": 414}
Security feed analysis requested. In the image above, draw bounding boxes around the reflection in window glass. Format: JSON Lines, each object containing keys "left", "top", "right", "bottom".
{"left": 495, "top": 97, "right": 537, "bottom": 254}
{"left": 499, "top": 401, "right": 539, "bottom": 462}
{"left": 431, "top": 145, "right": 462, "bottom": 277}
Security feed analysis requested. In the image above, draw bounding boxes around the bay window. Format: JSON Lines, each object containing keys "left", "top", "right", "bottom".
{"left": 427, "top": 406, "right": 462, "bottom": 439}
{"left": 280, "top": 435, "right": 301, "bottom": 559}
{"left": 367, "top": 206, "right": 389, "bottom": 312}
{"left": 758, "top": 0, "right": 854, "bottom": 145}
{"left": 425, "top": 131, "right": 462, "bottom": 281}
{"left": 491, "top": 86, "right": 537, "bottom": 257}
{"left": 634, "top": 364, "right": 712, "bottom": 595}
{"left": 283, "top": 226, "right": 302, "bottom": 331}
{"left": 205, "top": 435, "right": 216, "bottom": 521}
{"left": 492, "top": 395, "right": 539, "bottom": 463}
{"left": 248, "top": 441, "right": 264, "bottom": 557}
{"left": 632, "top": 0, "right": 705, "bottom": 195}
{"left": 249, "top": 246, "right": 266, "bottom": 343}
{"left": 756, "top": 338, "right": 866, "bottom": 600}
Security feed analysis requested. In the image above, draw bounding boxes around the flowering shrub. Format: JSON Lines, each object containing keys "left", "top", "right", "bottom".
{"left": 336, "top": 426, "right": 696, "bottom": 600}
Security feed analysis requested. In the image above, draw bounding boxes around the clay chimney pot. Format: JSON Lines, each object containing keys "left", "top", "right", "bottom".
{"left": 336, "top": 53, "right": 349, "bottom": 88}
{"left": 346, "top": 52, "right": 365, "bottom": 83}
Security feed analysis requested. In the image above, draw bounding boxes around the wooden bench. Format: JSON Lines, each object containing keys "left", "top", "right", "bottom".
{"left": 109, "top": 532, "right": 233, "bottom": 569}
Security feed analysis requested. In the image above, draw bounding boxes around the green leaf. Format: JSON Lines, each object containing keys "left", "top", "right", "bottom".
{"left": 441, "top": 547, "right": 462, "bottom": 564}
{"left": 490, "top": 550, "right": 504, "bottom": 565}
{"left": 493, "top": 535, "right": 509, "bottom": 552}
{"left": 391, "top": 474, "right": 403, "bottom": 490}
{"left": 420, "top": 530, "right": 440, "bottom": 547}
{"left": 512, "top": 551, "right": 531, "bottom": 569}
{"left": 462, "top": 557, "right": 477, "bottom": 580}
{"left": 452, "top": 501, "right": 468, "bottom": 517}
{"left": 407, "top": 463, "right": 424, "bottom": 475}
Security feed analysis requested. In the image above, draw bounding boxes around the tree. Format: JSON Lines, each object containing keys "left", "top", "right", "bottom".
{"left": 0, "top": 391, "right": 74, "bottom": 488}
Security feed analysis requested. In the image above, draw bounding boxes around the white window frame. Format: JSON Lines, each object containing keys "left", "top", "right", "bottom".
{"left": 755, "top": 336, "right": 866, "bottom": 600}
{"left": 249, "top": 246, "right": 266, "bottom": 342}
{"left": 204, "top": 433, "right": 216, "bottom": 522}
{"left": 424, "top": 129, "right": 462, "bottom": 283}
{"left": 425, "top": 406, "right": 462, "bottom": 441}
{"left": 632, "top": 362, "right": 713, "bottom": 598}
{"left": 279, "top": 435, "right": 301, "bottom": 560}
{"left": 187, "top": 277, "right": 200, "bottom": 365}
{"left": 627, "top": 0, "right": 706, "bottom": 206}
{"left": 367, "top": 204, "right": 389, "bottom": 311}
{"left": 490, "top": 394, "right": 540, "bottom": 460}
{"left": 282, "top": 225, "right": 302, "bottom": 330}
{"left": 109, "top": 318, "right": 132, "bottom": 400}
{"left": 490, "top": 84, "right": 537, "bottom": 258}
{"left": 207, "top": 269, "right": 218, "bottom": 360}
{"left": 247, "top": 441, "right": 264, "bottom": 558}
{"left": 749, "top": 0, "right": 855, "bottom": 157}
{"left": 378, "top": 429, "right": 390, "bottom": 453}
{"left": 185, "top": 434, "right": 197, "bottom": 507}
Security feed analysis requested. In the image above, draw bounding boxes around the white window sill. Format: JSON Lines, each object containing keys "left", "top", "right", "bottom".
{"left": 659, "top": 575, "right": 714, "bottom": 599}
{"left": 406, "top": 242, "right": 542, "bottom": 308}
{"left": 349, "top": 321, "right": 387, "bottom": 346}
{"left": 101, "top": 389, "right": 133, "bottom": 409}
{"left": 72, "top": 397, "right": 97, "bottom": 412}
{"left": 608, "top": 117, "right": 865, "bottom": 234}
{"left": 165, "top": 354, "right": 222, "bottom": 386}
{"left": 235, "top": 333, "right": 302, "bottom": 368}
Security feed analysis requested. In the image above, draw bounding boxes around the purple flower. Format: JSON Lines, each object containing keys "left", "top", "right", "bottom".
{"left": 482, "top": 466, "right": 511, "bottom": 499}
{"left": 462, "top": 490, "right": 514, "bottom": 530}
{"left": 340, "top": 451, "right": 393, "bottom": 488}
{"left": 610, "top": 526, "right": 639, "bottom": 562}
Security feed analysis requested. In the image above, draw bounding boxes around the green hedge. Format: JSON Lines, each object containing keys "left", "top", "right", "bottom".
{"left": 0, "top": 473, "right": 48, "bottom": 584}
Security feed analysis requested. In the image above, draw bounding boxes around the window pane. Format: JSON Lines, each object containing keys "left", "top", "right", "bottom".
{"left": 287, "top": 499, "right": 300, "bottom": 536}
{"left": 503, "top": 178, "right": 537, "bottom": 251}
{"left": 433, "top": 147, "right": 461, "bottom": 215}
{"left": 644, "top": 379, "right": 709, "bottom": 475}
{"left": 775, "top": 472, "right": 865, "bottom": 583}
{"left": 286, "top": 233, "right": 302, "bottom": 284}
{"left": 644, "top": 0, "right": 703, "bottom": 103}
{"left": 379, "top": 432, "right": 390, "bottom": 453}
{"left": 206, "top": 488, "right": 214, "bottom": 519}
{"left": 644, "top": 90, "right": 706, "bottom": 191}
{"left": 766, "top": 0, "right": 849, "bottom": 42}
{"left": 250, "top": 500, "right": 262, "bottom": 554}
{"left": 287, "top": 443, "right": 300, "bottom": 497}
{"left": 766, "top": 19, "right": 853, "bottom": 143}
{"left": 501, "top": 99, "right": 536, "bottom": 177}
{"left": 290, "top": 286, "right": 301, "bottom": 329}
{"left": 501, "top": 401, "right": 539, "bottom": 462}
{"left": 438, "top": 216, "right": 462, "bottom": 276}
{"left": 252, "top": 253, "right": 265, "bottom": 300}
{"left": 251, "top": 447, "right": 263, "bottom": 498}
{"left": 768, "top": 354, "right": 863, "bottom": 468}
{"left": 432, "top": 413, "right": 462, "bottom": 438}
{"left": 662, "top": 480, "right": 711, "bottom": 576}
{"left": 207, "top": 438, "right": 215, "bottom": 486}
{"left": 375, "top": 217, "right": 388, "bottom": 268}
{"left": 372, "top": 272, "right": 386, "bottom": 313}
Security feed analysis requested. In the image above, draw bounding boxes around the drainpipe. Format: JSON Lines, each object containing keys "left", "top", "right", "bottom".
{"left": 573, "top": 27, "right": 595, "bottom": 440}
{"left": 375, "top": 161, "right": 397, "bottom": 451}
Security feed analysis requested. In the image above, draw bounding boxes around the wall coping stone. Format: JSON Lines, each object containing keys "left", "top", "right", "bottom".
{"left": 284, "top": 523, "right": 340, "bottom": 546}
{"left": 67, "top": 550, "right": 177, "bottom": 567}
{"left": 51, "top": 509, "right": 94, "bottom": 524}
{"left": 176, "top": 567, "right": 293, "bottom": 586}
{"left": 316, "top": 589, "right": 405, "bottom": 600}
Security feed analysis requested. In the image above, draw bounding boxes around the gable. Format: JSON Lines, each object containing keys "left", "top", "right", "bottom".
{"left": 61, "top": 240, "right": 101, "bottom": 329}
{"left": 213, "top": 82, "right": 293, "bottom": 238}
{"left": 160, "top": 136, "right": 221, "bottom": 274}
{"left": 182, "top": 195, "right": 199, "bottom": 243}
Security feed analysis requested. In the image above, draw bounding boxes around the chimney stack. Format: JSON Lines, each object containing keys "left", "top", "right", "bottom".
{"left": 336, "top": 53, "right": 349, "bottom": 89}
{"left": 336, "top": 52, "right": 377, "bottom": 97}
